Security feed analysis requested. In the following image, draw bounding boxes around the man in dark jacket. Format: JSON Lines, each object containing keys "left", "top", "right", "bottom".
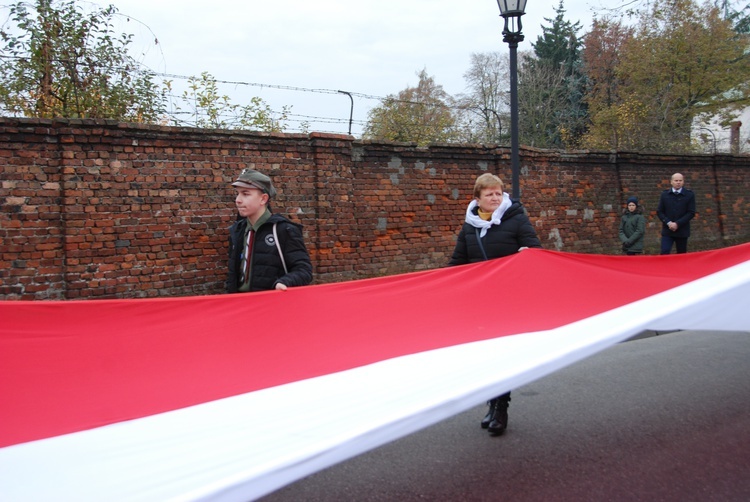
{"left": 656, "top": 172, "right": 696, "bottom": 254}
{"left": 226, "top": 169, "right": 312, "bottom": 293}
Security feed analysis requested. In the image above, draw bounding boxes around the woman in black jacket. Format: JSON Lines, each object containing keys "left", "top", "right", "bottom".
{"left": 449, "top": 173, "right": 541, "bottom": 436}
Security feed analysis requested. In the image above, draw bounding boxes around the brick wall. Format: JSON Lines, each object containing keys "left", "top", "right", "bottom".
{"left": 1, "top": 117, "right": 748, "bottom": 300}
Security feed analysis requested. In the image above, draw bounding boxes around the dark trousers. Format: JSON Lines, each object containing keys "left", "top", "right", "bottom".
{"left": 661, "top": 235, "right": 688, "bottom": 254}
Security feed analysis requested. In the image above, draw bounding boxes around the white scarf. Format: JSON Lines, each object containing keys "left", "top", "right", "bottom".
{"left": 465, "top": 193, "right": 512, "bottom": 238}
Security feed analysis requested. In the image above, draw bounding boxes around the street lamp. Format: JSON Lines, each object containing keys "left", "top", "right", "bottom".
{"left": 496, "top": 0, "right": 526, "bottom": 200}
{"left": 337, "top": 90, "right": 354, "bottom": 136}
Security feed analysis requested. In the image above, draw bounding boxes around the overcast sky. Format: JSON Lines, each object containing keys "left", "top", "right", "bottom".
{"left": 105, "top": 0, "right": 632, "bottom": 135}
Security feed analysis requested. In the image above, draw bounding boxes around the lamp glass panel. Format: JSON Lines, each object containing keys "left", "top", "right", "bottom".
{"left": 497, "top": 0, "right": 527, "bottom": 15}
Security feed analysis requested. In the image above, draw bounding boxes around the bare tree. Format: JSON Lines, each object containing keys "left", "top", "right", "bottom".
{"left": 454, "top": 52, "right": 510, "bottom": 144}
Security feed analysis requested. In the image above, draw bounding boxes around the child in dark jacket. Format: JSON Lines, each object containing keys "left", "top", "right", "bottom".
{"left": 619, "top": 196, "right": 646, "bottom": 255}
{"left": 226, "top": 169, "right": 312, "bottom": 293}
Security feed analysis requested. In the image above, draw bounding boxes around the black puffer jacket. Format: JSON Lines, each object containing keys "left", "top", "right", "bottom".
{"left": 226, "top": 213, "right": 313, "bottom": 292}
{"left": 449, "top": 201, "right": 541, "bottom": 265}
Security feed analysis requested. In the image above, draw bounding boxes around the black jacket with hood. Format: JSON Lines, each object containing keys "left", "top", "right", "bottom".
{"left": 226, "top": 213, "right": 312, "bottom": 293}
{"left": 449, "top": 200, "right": 541, "bottom": 265}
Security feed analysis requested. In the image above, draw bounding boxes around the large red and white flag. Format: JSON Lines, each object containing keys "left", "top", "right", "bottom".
{"left": 2, "top": 245, "right": 750, "bottom": 501}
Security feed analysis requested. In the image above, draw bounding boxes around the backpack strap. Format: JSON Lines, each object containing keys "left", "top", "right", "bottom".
{"left": 474, "top": 227, "right": 489, "bottom": 261}
{"left": 272, "top": 223, "right": 288, "bottom": 274}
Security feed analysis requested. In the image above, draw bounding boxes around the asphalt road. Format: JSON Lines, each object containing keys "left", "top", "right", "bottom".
{"left": 261, "top": 330, "right": 750, "bottom": 502}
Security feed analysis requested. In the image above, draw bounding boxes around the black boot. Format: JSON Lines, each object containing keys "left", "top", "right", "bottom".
{"left": 487, "top": 393, "right": 511, "bottom": 436}
{"left": 480, "top": 398, "right": 499, "bottom": 429}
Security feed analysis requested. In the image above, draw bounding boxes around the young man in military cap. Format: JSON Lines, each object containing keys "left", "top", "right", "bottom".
{"left": 226, "top": 169, "right": 312, "bottom": 292}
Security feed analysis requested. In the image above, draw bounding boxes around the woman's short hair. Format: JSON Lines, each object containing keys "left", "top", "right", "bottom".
{"left": 473, "top": 173, "right": 504, "bottom": 199}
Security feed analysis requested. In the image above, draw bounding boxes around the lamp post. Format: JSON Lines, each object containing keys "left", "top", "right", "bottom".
{"left": 495, "top": 0, "right": 526, "bottom": 201}
{"left": 337, "top": 90, "right": 354, "bottom": 136}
